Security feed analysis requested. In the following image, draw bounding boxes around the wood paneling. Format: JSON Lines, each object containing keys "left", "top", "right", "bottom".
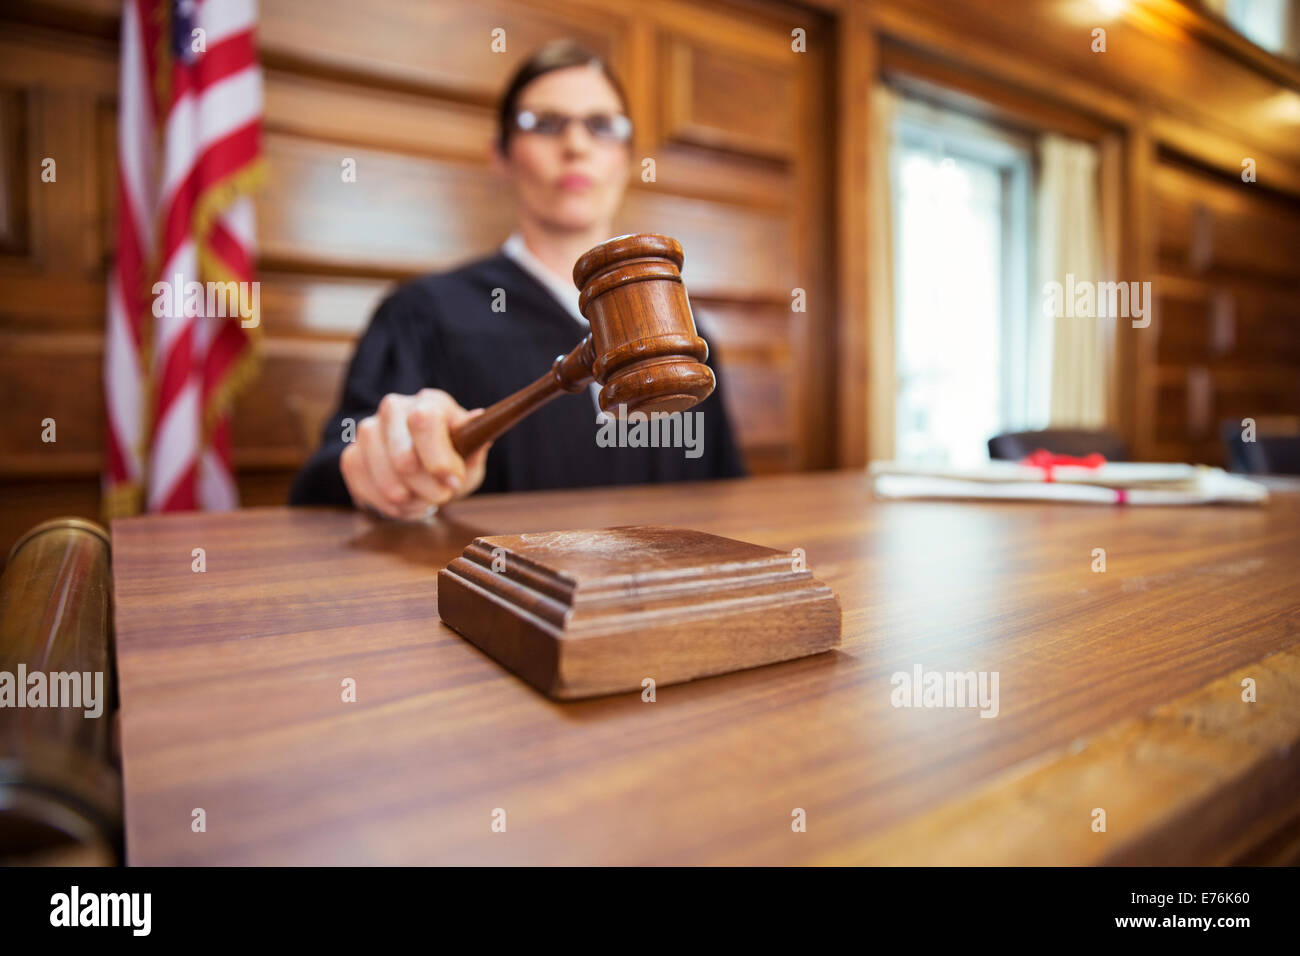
{"left": 263, "top": 68, "right": 495, "bottom": 162}
{"left": 695, "top": 299, "right": 793, "bottom": 467}
{"left": 1150, "top": 158, "right": 1300, "bottom": 464}
{"left": 0, "top": 333, "right": 103, "bottom": 475}
{"left": 618, "top": 191, "right": 793, "bottom": 298}
{"left": 257, "top": 132, "right": 797, "bottom": 293}
{"left": 1158, "top": 278, "right": 1300, "bottom": 367}
{"left": 258, "top": 132, "right": 518, "bottom": 274}
{"left": 256, "top": 272, "right": 391, "bottom": 340}
{"left": 659, "top": 32, "right": 797, "bottom": 161}
{"left": 1155, "top": 163, "right": 1300, "bottom": 283}
{"left": 258, "top": 0, "right": 623, "bottom": 100}
{"left": 231, "top": 339, "right": 356, "bottom": 465}
{"left": 0, "top": 87, "right": 31, "bottom": 257}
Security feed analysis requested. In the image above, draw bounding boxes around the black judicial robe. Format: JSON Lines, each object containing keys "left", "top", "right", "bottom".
{"left": 288, "top": 253, "right": 747, "bottom": 506}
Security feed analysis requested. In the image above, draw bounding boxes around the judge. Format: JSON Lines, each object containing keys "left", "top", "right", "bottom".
{"left": 289, "top": 41, "right": 746, "bottom": 518}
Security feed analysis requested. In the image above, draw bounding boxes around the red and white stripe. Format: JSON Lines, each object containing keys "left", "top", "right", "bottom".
{"left": 104, "top": 0, "right": 262, "bottom": 514}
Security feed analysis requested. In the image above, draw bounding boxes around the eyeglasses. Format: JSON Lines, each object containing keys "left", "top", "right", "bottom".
{"left": 512, "top": 109, "right": 633, "bottom": 143}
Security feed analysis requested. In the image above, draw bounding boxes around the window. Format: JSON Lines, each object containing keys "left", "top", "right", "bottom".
{"left": 1205, "top": 0, "right": 1295, "bottom": 58}
{"left": 891, "top": 102, "right": 1036, "bottom": 467}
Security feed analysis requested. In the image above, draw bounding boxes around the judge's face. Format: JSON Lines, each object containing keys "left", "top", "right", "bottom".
{"left": 498, "top": 65, "right": 631, "bottom": 235}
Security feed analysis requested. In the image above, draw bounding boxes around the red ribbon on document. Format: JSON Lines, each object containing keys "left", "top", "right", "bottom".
{"left": 1020, "top": 449, "right": 1107, "bottom": 483}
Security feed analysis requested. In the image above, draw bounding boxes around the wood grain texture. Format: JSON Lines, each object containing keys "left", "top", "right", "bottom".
{"left": 820, "top": 644, "right": 1300, "bottom": 865}
{"left": 1150, "top": 158, "right": 1300, "bottom": 465}
{"left": 438, "top": 526, "right": 842, "bottom": 698}
{"left": 109, "top": 472, "right": 1300, "bottom": 864}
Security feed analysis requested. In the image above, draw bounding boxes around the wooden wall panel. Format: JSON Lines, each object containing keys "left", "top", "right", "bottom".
{"left": 1156, "top": 164, "right": 1300, "bottom": 283}
{"left": 0, "top": 23, "right": 119, "bottom": 561}
{"left": 258, "top": 272, "right": 391, "bottom": 339}
{"left": 1150, "top": 157, "right": 1300, "bottom": 465}
{"left": 258, "top": 133, "right": 516, "bottom": 274}
{"left": 1233, "top": 289, "right": 1300, "bottom": 365}
{"left": 659, "top": 33, "right": 797, "bottom": 161}
{"left": 694, "top": 300, "right": 795, "bottom": 471}
{"left": 257, "top": 132, "right": 796, "bottom": 294}
{"left": 0, "top": 87, "right": 31, "bottom": 257}
{"left": 617, "top": 192, "right": 793, "bottom": 298}
{"left": 1158, "top": 279, "right": 1300, "bottom": 368}
{"left": 0, "top": 332, "right": 103, "bottom": 475}
{"left": 258, "top": 0, "right": 623, "bottom": 100}
{"left": 231, "top": 340, "right": 355, "bottom": 465}
{"left": 262, "top": 63, "right": 796, "bottom": 207}
{"left": 264, "top": 68, "right": 494, "bottom": 161}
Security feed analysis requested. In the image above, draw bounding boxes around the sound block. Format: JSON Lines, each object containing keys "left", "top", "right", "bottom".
{"left": 437, "top": 526, "right": 842, "bottom": 700}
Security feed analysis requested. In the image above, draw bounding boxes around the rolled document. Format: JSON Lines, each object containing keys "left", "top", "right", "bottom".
{"left": 869, "top": 461, "right": 1268, "bottom": 505}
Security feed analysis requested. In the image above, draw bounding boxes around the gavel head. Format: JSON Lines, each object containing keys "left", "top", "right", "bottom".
{"left": 572, "top": 234, "right": 715, "bottom": 416}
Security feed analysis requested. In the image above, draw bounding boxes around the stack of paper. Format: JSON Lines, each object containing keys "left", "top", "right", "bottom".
{"left": 869, "top": 460, "right": 1269, "bottom": 506}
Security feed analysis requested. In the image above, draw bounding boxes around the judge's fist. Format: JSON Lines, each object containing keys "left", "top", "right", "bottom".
{"left": 340, "top": 389, "right": 490, "bottom": 519}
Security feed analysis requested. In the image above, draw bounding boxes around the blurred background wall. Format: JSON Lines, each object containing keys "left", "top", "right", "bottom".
{"left": 0, "top": 0, "right": 1298, "bottom": 558}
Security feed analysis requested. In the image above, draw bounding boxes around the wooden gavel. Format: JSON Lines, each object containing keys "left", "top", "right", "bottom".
{"left": 449, "top": 233, "right": 716, "bottom": 456}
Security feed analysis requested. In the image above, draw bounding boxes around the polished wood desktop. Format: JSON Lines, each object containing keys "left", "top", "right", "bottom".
{"left": 110, "top": 472, "right": 1300, "bottom": 865}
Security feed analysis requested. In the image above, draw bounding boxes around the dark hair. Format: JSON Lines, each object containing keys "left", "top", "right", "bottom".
{"left": 496, "top": 40, "right": 631, "bottom": 154}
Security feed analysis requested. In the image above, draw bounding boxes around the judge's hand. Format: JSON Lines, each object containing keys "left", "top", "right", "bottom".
{"left": 340, "top": 389, "right": 490, "bottom": 519}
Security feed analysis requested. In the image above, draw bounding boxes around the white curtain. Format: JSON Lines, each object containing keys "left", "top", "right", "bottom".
{"left": 867, "top": 85, "right": 898, "bottom": 462}
{"left": 1037, "top": 134, "right": 1110, "bottom": 427}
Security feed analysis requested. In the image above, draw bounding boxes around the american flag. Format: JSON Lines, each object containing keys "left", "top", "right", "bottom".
{"left": 104, "top": 0, "right": 263, "bottom": 515}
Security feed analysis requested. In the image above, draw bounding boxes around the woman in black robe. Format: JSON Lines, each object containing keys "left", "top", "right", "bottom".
{"left": 289, "top": 41, "right": 746, "bottom": 517}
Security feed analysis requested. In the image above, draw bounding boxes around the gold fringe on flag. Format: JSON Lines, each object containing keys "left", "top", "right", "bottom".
{"left": 193, "top": 158, "right": 268, "bottom": 444}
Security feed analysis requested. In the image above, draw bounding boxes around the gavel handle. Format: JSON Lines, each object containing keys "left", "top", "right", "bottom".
{"left": 449, "top": 334, "right": 598, "bottom": 457}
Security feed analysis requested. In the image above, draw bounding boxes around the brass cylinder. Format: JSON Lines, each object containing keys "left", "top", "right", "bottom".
{"left": 0, "top": 518, "right": 120, "bottom": 865}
